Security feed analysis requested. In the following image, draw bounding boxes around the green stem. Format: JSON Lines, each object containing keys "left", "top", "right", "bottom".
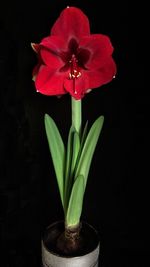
{"left": 71, "top": 97, "right": 82, "bottom": 135}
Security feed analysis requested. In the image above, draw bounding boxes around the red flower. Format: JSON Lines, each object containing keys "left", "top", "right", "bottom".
{"left": 32, "top": 7, "right": 116, "bottom": 100}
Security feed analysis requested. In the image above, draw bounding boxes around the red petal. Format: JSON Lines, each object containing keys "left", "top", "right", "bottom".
{"left": 87, "top": 57, "right": 117, "bottom": 89}
{"left": 40, "top": 36, "right": 67, "bottom": 53}
{"left": 64, "top": 57, "right": 116, "bottom": 99}
{"left": 79, "top": 34, "right": 114, "bottom": 69}
{"left": 35, "top": 65, "right": 66, "bottom": 96}
{"left": 64, "top": 73, "right": 89, "bottom": 100}
{"left": 51, "top": 7, "right": 90, "bottom": 41}
{"left": 40, "top": 36, "right": 67, "bottom": 68}
{"left": 40, "top": 47, "right": 63, "bottom": 68}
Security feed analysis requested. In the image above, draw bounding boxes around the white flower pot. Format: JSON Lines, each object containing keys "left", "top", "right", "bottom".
{"left": 42, "top": 221, "right": 100, "bottom": 267}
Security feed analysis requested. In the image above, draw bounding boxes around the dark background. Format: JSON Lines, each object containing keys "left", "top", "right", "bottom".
{"left": 0, "top": 0, "right": 148, "bottom": 266}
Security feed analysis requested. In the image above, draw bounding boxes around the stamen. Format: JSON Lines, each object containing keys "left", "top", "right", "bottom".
{"left": 68, "top": 54, "right": 81, "bottom": 80}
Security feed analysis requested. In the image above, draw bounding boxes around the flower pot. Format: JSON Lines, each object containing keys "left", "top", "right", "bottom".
{"left": 42, "top": 221, "right": 100, "bottom": 267}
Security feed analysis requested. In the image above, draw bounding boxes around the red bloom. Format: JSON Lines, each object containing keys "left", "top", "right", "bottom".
{"left": 32, "top": 7, "right": 116, "bottom": 100}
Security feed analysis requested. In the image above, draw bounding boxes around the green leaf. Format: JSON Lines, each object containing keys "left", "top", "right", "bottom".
{"left": 64, "top": 125, "right": 75, "bottom": 212}
{"left": 44, "top": 114, "right": 65, "bottom": 208}
{"left": 80, "top": 120, "right": 88, "bottom": 151}
{"left": 65, "top": 126, "right": 75, "bottom": 186}
{"left": 70, "top": 131, "right": 80, "bottom": 177}
{"left": 65, "top": 129, "right": 80, "bottom": 213}
{"left": 69, "top": 121, "right": 88, "bottom": 180}
{"left": 66, "top": 174, "right": 84, "bottom": 227}
{"left": 75, "top": 116, "right": 104, "bottom": 190}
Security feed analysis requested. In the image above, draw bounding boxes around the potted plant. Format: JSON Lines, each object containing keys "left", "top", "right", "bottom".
{"left": 31, "top": 6, "right": 116, "bottom": 267}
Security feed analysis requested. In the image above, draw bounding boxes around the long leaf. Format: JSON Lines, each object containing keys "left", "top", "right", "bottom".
{"left": 65, "top": 130, "right": 80, "bottom": 213}
{"left": 66, "top": 174, "right": 84, "bottom": 227}
{"left": 70, "top": 131, "right": 80, "bottom": 177}
{"left": 75, "top": 116, "right": 104, "bottom": 191}
{"left": 64, "top": 125, "right": 75, "bottom": 212}
{"left": 44, "top": 114, "right": 65, "bottom": 208}
{"left": 80, "top": 120, "right": 88, "bottom": 150}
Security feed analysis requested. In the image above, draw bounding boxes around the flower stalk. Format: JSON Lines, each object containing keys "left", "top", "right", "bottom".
{"left": 71, "top": 97, "right": 82, "bottom": 135}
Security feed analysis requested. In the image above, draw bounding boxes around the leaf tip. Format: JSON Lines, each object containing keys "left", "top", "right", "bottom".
{"left": 44, "top": 113, "right": 50, "bottom": 121}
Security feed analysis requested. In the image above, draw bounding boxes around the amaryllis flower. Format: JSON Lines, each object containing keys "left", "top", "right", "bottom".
{"left": 32, "top": 6, "right": 116, "bottom": 100}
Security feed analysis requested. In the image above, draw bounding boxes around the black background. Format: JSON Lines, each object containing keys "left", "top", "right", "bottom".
{"left": 0, "top": 0, "right": 148, "bottom": 266}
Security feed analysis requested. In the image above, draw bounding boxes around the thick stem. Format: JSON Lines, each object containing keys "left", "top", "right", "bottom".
{"left": 56, "top": 222, "right": 83, "bottom": 255}
{"left": 71, "top": 97, "right": 82, "bottom": 135}
{"left": 65, "top": 222, "right": 82, "bottom": 240}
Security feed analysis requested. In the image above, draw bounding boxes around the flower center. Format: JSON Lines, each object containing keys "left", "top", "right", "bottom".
{"left": 68, "top": 54, "right": 81, "bottom": 80}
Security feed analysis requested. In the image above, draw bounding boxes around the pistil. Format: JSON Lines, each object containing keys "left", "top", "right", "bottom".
{"left": 68, "top": 54, "right": 81, "bottom": 80}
